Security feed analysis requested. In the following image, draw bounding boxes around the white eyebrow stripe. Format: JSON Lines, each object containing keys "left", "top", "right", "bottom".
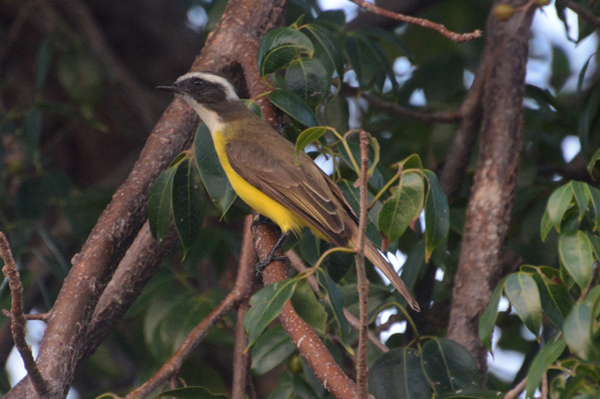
{"left": 175, "top": 72, "right": 239, "bottom": 101}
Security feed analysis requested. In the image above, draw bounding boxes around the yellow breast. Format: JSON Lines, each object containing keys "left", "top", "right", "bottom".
{"left": 212, "top": 130, "right": 306, "bottom": 234}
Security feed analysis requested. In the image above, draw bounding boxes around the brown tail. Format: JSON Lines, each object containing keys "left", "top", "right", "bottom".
{"left": 364, "top": 241, "right": 420, "bottom": 312}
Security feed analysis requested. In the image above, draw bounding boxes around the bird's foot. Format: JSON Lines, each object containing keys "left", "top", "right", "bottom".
{"left": 255, "top": 231, "right": 289, "bottom": 273}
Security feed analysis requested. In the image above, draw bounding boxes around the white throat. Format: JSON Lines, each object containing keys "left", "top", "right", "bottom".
{"left": 184, "top": 97, "right": 224, "bottom": 135}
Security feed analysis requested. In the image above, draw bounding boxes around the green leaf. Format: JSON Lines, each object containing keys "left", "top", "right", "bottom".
{"left": 245, "top": 278, "right": 298, "bottom": 348}
{"left": 546, "top": 184, "right": 574, "bottom": 232}
{"left": 398, "top": 154, "right": 423, "bottom": 170}
{"left": 579, "top": 85, "right": 600, "bottom": 156}
{"left": 257, "top": 27, "right": 314, "bottom": 76}
{"left": 378, "top": 172, "right": 425, "bottom": 243}
{"left": 587, "top": 147, "right": 600, "bottom": 176}
{"left": 148, "top": 168, "right": 176, "bottom": 241}
{"left": 522, "top": 265, "right": 572, "bottom": 330}
{"left": 369, "top": 347, "right": 429, "bottom": 399}
{"left": 421, "top": 338, "right": 481, "bottom": 398}
{"left": 479, "top": 276, "right": 509, "bottom": 352}
{"left": 424, "top": 170, "right": 450, "bottom": 262}
{"left": 295, "top": 126, "right": 330, "bottom": 164}
{"left": 558, "top": 230, "right": 594, "bottom": 290}
{"left": 563, "top": 285, "right": 600, "bottom": 361}
{"left": 540, "top": 209, "right": 553, "bottom": 242}
{"left": 344, "top": 32, "right": 388, "bottom": 89}
{"left": 504, "top": 272, "right": 542, "bottom": 338}
{"left": 587, "top": 185, "right": 600, "bottom": 232}
{"left": 194, "top": 123, "right": 237, "bottom": 214}
{"left": 290, "top": 279, "right": 327, "bottom": 335}
{"left": 303, "top": 24, "right": 343, "bottom": 84}
{"left": 571, "top": 181, "right": 591, "bottom": 220}
{"left": 251, "top": 325, "right": 296, "bottom": 376}
{"left": 268, "top": 89, "right": 318, "bottom": 127}
{"left": 525, "top": 338, "right": 567, "bottom": 398}
{"left": 154, "top": 386, "right": 229, "bottom": 398}
{"left": 315, "top": 268, "right": 352, "bottom": 353}
{"left": 284, "top": 58, "right": 330, "bottom": 109}
{"left": 172, "top": 159, "right": 205, "bottom": 257}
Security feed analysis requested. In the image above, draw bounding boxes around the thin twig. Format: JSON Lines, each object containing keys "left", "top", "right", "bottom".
{"left": 348, "top": 0, "right": 482, "bottom": 42}
{"left": 541, "top": 372, "right": 548, "bottom": 399}
{"left": 0, "top": 232, "right": 49, "bottom": 397}
{"left": 2, "top": 310, "right": 49, "bottom": 322}
{"left": 341, "top": 85, "right": 463, "bottom": 124}
{"left": 355, "top": 131, "right": 371, "bottom": 398}
{"left": 504, "top": 376, "right": 527, "bottom": 399}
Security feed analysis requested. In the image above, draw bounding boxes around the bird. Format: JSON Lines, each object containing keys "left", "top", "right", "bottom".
{"left": 157, "top": 71, "right": 420, "bottom": 312}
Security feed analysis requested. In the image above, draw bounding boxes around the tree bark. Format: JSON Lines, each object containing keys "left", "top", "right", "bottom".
{"left": 446, "top": 0, "right": 535, "bottom": 377}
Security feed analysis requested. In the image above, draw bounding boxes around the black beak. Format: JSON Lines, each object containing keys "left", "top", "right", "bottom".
{"left": 156, "top": 84, "right": 182, "bottom": 93}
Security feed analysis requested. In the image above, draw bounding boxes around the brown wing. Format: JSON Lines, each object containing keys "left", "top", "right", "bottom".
{"left": 226, "top": 124, "right": 354, "bottom": 246}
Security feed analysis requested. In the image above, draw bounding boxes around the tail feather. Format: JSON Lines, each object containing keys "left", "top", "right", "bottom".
{"left": 364, "top": 241, "right": 420, "bottom": 312}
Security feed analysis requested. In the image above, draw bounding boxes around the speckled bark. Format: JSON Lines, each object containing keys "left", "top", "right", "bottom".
{"left": 4, "top": 0, "right": 286, "bottom": 397}
{"left": 446, "top": 0, "right": 535, "bottom": 377}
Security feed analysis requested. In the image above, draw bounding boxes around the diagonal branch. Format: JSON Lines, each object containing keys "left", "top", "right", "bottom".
{"left": 349, "top": 0, "right": 482, "bottom": 42}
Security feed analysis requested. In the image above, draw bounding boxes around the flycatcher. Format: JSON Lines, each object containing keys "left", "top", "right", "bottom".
{"left": 158, "top": 71, "right": 420, "bottom": 312}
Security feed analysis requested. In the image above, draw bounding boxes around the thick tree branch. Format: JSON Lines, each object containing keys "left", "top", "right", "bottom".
{"left": 447, "top": 0, "right": 536, "bottom": 378}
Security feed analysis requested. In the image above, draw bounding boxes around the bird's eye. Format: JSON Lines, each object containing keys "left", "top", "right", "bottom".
{"left": 193, "top": 79, "right": 202, "bottom": 86}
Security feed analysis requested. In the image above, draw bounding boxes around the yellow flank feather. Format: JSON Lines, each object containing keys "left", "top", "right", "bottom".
{"left": 212, "top": 129, "right": 306, "bottom": 234}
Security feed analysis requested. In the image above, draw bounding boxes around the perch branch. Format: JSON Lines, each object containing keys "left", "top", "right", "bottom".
{"left": 255, "top": 221, "right": 358, "bottom": 398}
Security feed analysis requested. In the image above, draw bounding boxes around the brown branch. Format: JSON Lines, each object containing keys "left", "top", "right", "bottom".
{"left": 232, "top": 217, "right": 256, "bottom": 399}
{"left": 556, "top": 0, "right": 600, "bottom": 29}
{"left": 255, "top": 222, "right": 358, "bottom": 398}
{"left": 77, "top": 222, "right": 177, "bottom": 362}
{"left": 447, "top": 0, "right": 536, "bottom": 378}
{"left": 125, "top": 216, "right": 256, "bottom": 399}
{"left": 232, "top": 301, "right": 252, "bottom": 399}
{"left": 355, "top": 131, "right": 370, "bottom": 398}
{"left": 504, "top": 376, "right": 527, "bottom": 399}
{"left": 341, "top": 85, "right": 462, "bottom": 124}
{"left": 0, "top": 232, "right": 49, "bottom": 397}
{"left": 348, "top": 0, "right": 482, "bottom": 42}
{"left": 440, "top": 52, "right": 488, "bottom": 201}
{"left": 2, "top": 311, "right": 49, "bottom": 322}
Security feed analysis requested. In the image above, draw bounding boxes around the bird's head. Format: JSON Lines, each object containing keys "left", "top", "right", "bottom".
{"left": 158, "top": 71, "right": 242, "bottom": 132}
